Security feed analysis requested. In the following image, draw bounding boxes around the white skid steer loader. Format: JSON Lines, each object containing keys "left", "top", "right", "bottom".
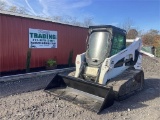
{"left": 45, "top": 25, "right": 144, "bottom": 114}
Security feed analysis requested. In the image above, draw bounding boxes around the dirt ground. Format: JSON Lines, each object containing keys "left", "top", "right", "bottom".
{"left": 0, "top": 56, "right": 160, "bottom": 120}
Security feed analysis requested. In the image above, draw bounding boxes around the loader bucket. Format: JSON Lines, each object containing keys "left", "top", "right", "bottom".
{"left": 44, "top": 73, "right": 114, "bottom": 113}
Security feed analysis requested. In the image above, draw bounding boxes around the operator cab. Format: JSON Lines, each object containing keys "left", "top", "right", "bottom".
{"left": 86, "top": 25, "right": 126, "bottom": 67}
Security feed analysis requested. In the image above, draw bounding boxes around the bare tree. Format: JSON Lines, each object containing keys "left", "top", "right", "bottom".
{"left": 0, "top": 1, "right": 6, "bottom": 10}
{"left": 137, "top": 29, "right": 144, "bottom": 37}
{"left": 63, "top": 15, "right": 73, "bottom": 24}
{"left": 18, "top": 7, "right": 27, "bottom": 14}
{"left": 0, "top": 1, "right": 94, "bottom": 28}
{"left": 9, "top": 6, "right": 18, "bottom": 13}
{"left": 73, "top": 21, "right": 82, "bottom": 26}
{"left": 83, "top": 17, "right": 93, "bottom": 27}
{"left": 50, "top": 15, "right": 91, "bottom": 27}
{"left": 70, "top": 17, "right": 83, "bottom": 26}
{"left": 148, "top": 29, "right": 159, "bottom": 36}
{"left": 0, "top": 1, "right": 27, "bottom": 15}
{"left": 127, "top": 29, "right": 138, "bottom": 39}
{"left": 52, "top": 16, "right": 64, "bottom": 22}
{"left": 119, "top": 18, "right": 134, "bottom": 33}
{"left": 70, "top": 17, "right": 78, "bottom": 25}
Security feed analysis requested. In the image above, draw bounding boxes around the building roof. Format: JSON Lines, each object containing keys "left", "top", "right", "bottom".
{"left": 0, "top": 10, "right": 87, "bottom": 28}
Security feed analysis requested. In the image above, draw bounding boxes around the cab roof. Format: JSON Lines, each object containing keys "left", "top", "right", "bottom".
{"left": 89, "top": 25, "right": 126, "bottom": 34}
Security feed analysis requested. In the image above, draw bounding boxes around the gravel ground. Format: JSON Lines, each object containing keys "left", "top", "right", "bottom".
{"left": 0, "top": 56, "right": 160, "bottom": 120}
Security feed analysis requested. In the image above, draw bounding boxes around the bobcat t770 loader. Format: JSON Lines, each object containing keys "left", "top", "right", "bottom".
{"left": 45, "top": 25, "right": 144, "bottom": 114}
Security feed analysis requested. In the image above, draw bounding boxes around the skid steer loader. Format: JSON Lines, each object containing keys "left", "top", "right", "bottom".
{"left": 45, "top": 25, "right": 144, "bottom": 113}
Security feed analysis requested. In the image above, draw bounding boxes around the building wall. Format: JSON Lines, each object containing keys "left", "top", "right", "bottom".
{"left": 0, "top": 13, "right": 88, "bottom": 72}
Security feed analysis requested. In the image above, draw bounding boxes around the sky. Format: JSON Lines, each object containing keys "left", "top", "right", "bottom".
{"left": 1, "top": 0, "right": 160, "bottom": 31}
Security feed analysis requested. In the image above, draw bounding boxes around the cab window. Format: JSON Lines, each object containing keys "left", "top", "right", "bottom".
{"left": 110, "top": 33, "right": 125, "bottom": 56}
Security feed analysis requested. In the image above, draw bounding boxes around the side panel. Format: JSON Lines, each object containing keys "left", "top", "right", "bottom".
{"left": 0, "top": 14, "right": 88, "bottom": 72}
{"left": 99, "top": 38, "right": 142, "bottom": 84}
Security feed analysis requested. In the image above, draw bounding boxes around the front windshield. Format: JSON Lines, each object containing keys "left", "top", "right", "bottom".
{"left": 86, "top": 31, "right": 110, "bottom": 61}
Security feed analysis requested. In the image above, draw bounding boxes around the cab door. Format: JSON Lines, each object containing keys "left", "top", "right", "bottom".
{"left": 110, "top": 32, "right": 126, "bottom": 56}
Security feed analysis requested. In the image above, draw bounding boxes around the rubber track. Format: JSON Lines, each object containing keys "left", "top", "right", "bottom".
{"left": 106, "top": 68, "right": 144, "bottom": 101}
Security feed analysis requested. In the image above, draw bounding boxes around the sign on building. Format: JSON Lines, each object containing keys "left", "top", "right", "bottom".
{"left": 29, "top": 28, "right": 57, "bottom": 48}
